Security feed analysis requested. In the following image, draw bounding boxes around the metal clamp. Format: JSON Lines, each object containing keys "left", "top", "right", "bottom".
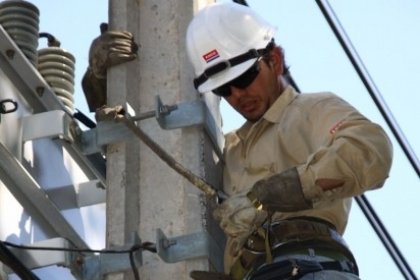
{"left": 80, "top": 232, "right": 143, "bottom": 280}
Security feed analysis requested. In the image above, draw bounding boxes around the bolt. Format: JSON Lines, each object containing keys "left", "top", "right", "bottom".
{"left": 162, "top": 239, "right": 176, "bottom": 249}
{"left": 75, "top": 255, "right": 84, "bottom": 266}
{"left": 5, "top": 49, "right": 15, "bottom": 59}
{"left": 36, "top": 86, "right": 44, "bottom": 97}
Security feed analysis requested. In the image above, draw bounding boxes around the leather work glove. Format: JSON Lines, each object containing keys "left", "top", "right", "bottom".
{"left": 247, "top": 167, "right": 313, "bottom": 212}
{"left": 94, "top": 105, "right": 125, "bottom": 122}
{"left": 82, "top": 23, "right": 138, "bottom": 112}
{"left": 213, "top": 194, "right": 267, "bottom": 256}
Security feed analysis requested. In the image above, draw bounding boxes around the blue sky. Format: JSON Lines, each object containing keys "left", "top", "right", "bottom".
{"left": 29, "top": 1, "right": 419, "bottom": 279}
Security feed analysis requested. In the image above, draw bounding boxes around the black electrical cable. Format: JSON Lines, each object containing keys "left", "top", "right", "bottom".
{"left": 129, "top": 245, "right": 142, "bottom": 280}
{"left": 314, "top": 1, "right": 418, "bottom": 279}
{"left": 38, "top": 32, "right": 61, "bottom": 47}
{"left": 73, "top": 109, "right": 97, "bottom": 128}
{"left": 2, "top": 241, "right": 157, "bottom": 279}
{"left": 2, "top": 240, "right": 157, "bottom": 254}
{"left": 315, "top": 0, "right": 420, "bottom": 178}
{"left": 0, "top": 242, "right": 40, "bottom": 280}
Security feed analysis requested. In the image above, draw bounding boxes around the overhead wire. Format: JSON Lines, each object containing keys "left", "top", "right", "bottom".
{"left": 1, "top": 240, "right": 157, "bottom": 280}
{"left": 0, "top": 241, "right": 40, "bottom": 280}
{"left": 315, "top": 0, "right": 420, "bottom": 178}
{"left": 314, "top": 1, "right": 418, "bottom": 279}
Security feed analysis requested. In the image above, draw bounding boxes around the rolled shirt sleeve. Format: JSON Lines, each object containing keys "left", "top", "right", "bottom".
{"left": 297, "top": 94, "right": 393, "bottom": 205}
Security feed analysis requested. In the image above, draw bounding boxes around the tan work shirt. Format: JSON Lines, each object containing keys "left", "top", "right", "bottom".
{"left": 222, "top": 86, "right": 393, "bottom": 271}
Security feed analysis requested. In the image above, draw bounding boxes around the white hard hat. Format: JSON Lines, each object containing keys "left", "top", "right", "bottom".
{"left": 186, "top": 2, "right": 276, "bottom": 93}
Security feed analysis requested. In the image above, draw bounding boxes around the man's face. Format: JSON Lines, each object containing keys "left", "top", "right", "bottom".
{"left": 224, "top": 49, "right": 284, "bottom": 122}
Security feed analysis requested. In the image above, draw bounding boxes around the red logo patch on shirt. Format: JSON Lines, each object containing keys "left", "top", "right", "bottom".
{"left": 202, "top": 49, "right": 220, "bottom": 63}
{"left": 329, "top": 120, "right": 345, "bottom": 135}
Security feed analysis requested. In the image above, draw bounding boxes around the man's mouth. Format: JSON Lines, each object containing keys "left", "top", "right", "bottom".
{"left": 240, "top": 100, "right": 256, "bottom": 113}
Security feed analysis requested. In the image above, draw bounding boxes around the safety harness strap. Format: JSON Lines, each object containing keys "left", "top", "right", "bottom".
{"left": 230, "top": 217, "right": 359, "bottom": 280}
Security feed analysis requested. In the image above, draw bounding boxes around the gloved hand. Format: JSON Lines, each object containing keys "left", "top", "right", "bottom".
{"left": 213, "top": 194, "right": 267, "bottom": 256}
{"left": 82, "top": 23, "right": 138, "bottom": 112}
{"left": 94, "top": 105, "right": 125, "bottom": 122}
{"left": 89, "top": 23, "right": 138, "bottom": 79}
{"left": 247, "top": 167, "right": 313, "bottom": 212}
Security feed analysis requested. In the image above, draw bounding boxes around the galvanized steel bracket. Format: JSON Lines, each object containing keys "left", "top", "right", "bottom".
{"left": 155, "top": 96, "right": 224, "bottom": 158}
{"left": 79, "top": 95, "right": 224, "bottom": 157}
{"left": 80, "top": 232, "right": 143, "bottom": 280}
{"left": 156, "top": 228, "right": 213, "bottom": 264}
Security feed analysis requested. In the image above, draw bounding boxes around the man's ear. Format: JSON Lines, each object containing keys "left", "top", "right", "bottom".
{"left": 269, "top": 46, "right": 284, "bottom": 74}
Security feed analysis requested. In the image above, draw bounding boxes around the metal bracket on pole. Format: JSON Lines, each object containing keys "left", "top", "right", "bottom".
{"left": 80, "top": 232, "right": 142, "bottom": 280}
{"left": 79, "top": 95, "right": 224, "bottom": 157}
{"left": 155, "top": 96, "right": 224, "bottom": 159}
{"left": 156, "top": 229, "right": 214, "bottom": 264}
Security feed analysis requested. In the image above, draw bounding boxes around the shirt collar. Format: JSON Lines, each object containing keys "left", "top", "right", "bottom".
{"left": 264, "top": 85, "right": 298, "bottom": 123}
{"left": 236, "top": 86, "right": 298, "bottom": 139}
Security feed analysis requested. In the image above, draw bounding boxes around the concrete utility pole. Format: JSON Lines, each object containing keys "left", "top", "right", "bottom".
{"left": 106, "top": 1, "right": 223, "bottom": 279}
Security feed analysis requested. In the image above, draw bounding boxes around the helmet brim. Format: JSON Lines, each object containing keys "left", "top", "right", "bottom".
{"left": 197, "top": 57, "right": 257, "bottom": 94}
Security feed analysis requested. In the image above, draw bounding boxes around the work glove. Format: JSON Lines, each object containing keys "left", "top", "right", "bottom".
{"left": 94, "top": 105, "right": 125, "bottom": 122}
{"left": 213, "top": 194, "right": 267, "bottom": 257}
{"left": 82, "top": 23, "right": 138, "bottom": 112}
{"left": 88, "top": 23, "right": 138, "bottom": 79}
{"left": 247, "top": 167, "right": 313, "bottom": 212}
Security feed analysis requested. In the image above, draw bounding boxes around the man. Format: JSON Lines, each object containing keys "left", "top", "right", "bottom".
{"left": 186, "top": 2, "right": 393, "bottom": 280}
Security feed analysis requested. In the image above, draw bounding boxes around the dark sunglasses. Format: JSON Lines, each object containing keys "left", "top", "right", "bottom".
{"left": 212, "top": 59, "right": 261, "bottom": 97}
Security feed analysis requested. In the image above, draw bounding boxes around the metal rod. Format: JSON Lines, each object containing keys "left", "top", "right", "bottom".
{"left": 315, "top": 0, "right": 419, "bottom": 177}
{"left": 116, "top": 114, "right": 227, "bottom": 200}
{"left": 131, "top": 104, "right": 178, "bottom": 122}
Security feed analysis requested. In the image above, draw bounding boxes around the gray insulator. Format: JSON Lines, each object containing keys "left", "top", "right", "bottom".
{"left": 38, "top": 47, "right": 76, "bottom": 112}
{"left": 0, "top": 0, "right": 39, "bottom": 65}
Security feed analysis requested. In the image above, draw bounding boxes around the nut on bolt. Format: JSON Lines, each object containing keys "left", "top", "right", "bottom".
{"left": 36, "top": 86, "right": 45, "bottom": 97}
{"left": 5, "top": 49, "right": 15, "bottom": 59}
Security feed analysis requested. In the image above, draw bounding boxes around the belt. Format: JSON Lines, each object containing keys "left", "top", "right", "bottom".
{"left": 248, "top": 258, "right": 356, "bottom": 280}
{"left": 230, "top": 217, "right": 359, "bottom": 280}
